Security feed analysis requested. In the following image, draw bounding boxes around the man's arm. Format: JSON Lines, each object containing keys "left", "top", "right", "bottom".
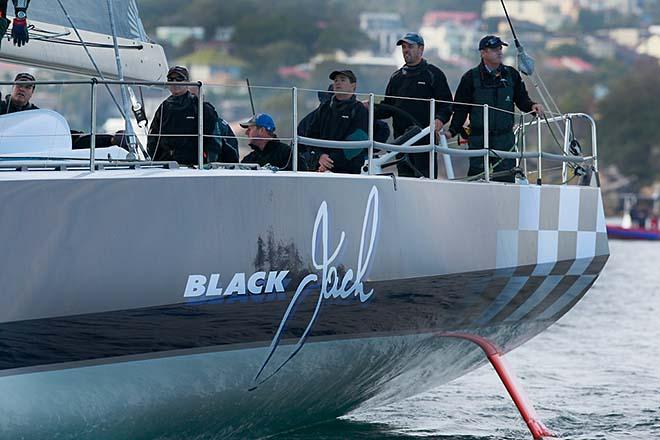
{"left": 10, "top": 0, "right": 29, "bottom": 47}
{"left": 447, "top": 72, "right": 473, "bottom": 137}
{"left": 146, "top": 105, "right": 162, "bottom": 158}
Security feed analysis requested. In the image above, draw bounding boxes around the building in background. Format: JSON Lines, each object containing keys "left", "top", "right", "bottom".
{"left": 155, "top": 26, "right": 205, "bottom": 48}
{"left": 359, "top": 12, "right": 406, "bottom": 55}
{"left": 420, "top": 11, "right": 481, "bottom": 62}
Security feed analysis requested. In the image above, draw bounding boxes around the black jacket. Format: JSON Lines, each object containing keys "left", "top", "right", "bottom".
{"left": 241, "top": 139, "right": 292, "bottom": 170}
{"left": 147, "top": 91, "right": 238, "bottom": 165}
{"left": 303, "top": 95, "right": 369, "bottom": 174}
{"left": 376, "top": 59, "right": 453, "bottom": 137}
{"left": 0, "top": 94, "right": 39, "bottom": 114}
{"left": 449, "top": 62, "right": 535, "bottom": 137}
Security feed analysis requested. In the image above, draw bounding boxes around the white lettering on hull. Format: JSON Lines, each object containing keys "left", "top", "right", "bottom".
{"left": 183, "top": 271, "right": 290, "bottom": 298}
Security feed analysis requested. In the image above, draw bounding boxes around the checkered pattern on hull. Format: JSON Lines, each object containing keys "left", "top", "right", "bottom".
{"left": 474, "top": 255, "right": 607, "bottom": 327}
{"left": 479, "top": 185, "right": 609, "bottom": 327}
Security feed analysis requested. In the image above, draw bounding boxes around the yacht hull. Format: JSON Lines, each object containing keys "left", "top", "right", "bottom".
{"left": 0, "top": 169, "right": 609, "bottom": 437}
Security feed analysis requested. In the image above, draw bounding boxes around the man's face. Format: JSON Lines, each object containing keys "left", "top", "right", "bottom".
{"left": 332, "top": 75, "right": 356, "bottom": 100}
{"left": 167, "top": 76, "right": 188, "bottom": 96}
{"left": 481, "top": 46, "right": 504, "bottom": 66}
{"left": 11, "top": 83, "right": 34, "bottom": 107}
{"left": 245, "top": 125, "right": 267, "bottom": 143}
{"left": 401, "top": 42, "right": 423, "bottom": 65}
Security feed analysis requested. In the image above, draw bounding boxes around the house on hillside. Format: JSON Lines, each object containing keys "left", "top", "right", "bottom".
{"left": 576, "top": 0, "right": 641, "bottom": 16}
{"left": 419, "top": 11, "right": 481, "bottom": 62}
{"left": 359, "top": 12, "right": 406, "bottom": 55}
{"left": 637, "top": 33, "right": 660, "bottom": 63}
{"left": 155, "top": 26, "right": 205, "bottom": 48}
{"left": 482, "top": 0, "right": 567, "bottom": 31}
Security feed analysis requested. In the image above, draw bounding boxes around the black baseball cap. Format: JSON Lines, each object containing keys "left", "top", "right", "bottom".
{"left": 329, "top": 69, "right": 357, "bottom": 83}
{"left": 167, "top": 65, "right": 189, "bottom": 82}
{"left": 479, "top": 35, "right": 508, "bottom": 50}
{"left": 14, "top": 72, "right": 36, "bottom": 89}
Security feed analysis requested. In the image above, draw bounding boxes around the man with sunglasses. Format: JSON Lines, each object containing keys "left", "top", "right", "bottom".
{"left": 447, "top": 35, "right": 542, "bottom": 182}
{"left": 0, "top": 72, "right": 38, "bottom": 114}
{"left": 147, "top": 66, "right": 238, "bottom": 166}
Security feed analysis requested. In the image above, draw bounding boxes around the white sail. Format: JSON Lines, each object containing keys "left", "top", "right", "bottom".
{"left": 0, "top": 0, "right": 167, "bottom": 81}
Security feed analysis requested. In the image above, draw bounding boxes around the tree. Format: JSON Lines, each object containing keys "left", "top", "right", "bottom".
{"left": 597, "top": 60, "right": 660, "bottom": 185}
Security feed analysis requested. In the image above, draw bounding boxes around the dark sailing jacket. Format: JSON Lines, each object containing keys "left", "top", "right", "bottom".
{"left": 450, "top": 62, "right": 535, "bottom": 150}
{"left": 241, "top": 139, "right": 292, "bottom": 170}
{"left": 303, "top": 95, "right": 369, "bottom": 174}
{"left": 0, "top": 94, "right": 39, "bottom": 114}
{"left": 147, "top": 91, "right": 238, "bottom": 165}
{"left": 375, "top": 59, "right": 453, "bottom": 137}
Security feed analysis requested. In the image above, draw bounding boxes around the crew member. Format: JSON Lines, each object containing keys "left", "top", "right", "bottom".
{"left": 147, "top": 66, "right": 238, "bottom": 166}
{"left": 240, "top": 113, "right": 292, "bottom": 170}
{"left": 374, "top": 32, "right": 453, "bottom": 178}
{"left": 302, "top": 69, "right": 369, "bottom": 174}
{"left": 0, "top": 72, "right": 38, "bottom": 114}
{"left": 447, "top": 35, "right": 543, "bottom": 182}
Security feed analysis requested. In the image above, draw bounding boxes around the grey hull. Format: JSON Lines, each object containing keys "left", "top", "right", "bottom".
{"left": 0, "top": 168, "right": 608, "bottom": 437}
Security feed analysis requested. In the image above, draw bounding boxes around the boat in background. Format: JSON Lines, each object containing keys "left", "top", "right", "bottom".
{"left": 607, "top": 193, "right": 660, "bottom": 240}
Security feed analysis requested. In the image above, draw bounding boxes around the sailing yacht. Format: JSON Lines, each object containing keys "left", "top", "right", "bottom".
{"left": 0, "top": 1, "right": 609, "bottom": 438}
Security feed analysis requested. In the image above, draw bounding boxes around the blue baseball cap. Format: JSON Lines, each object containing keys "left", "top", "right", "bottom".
{"left": 240, "top": 113, "right": 276, "bottom": 133}
{"left": 396, "top": 32, "right": 424, "bottom": 46}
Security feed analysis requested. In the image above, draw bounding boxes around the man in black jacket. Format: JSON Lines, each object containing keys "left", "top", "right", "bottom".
{"left": 375, "top": 32, "right": 453, "bottom": 178}
{"left": 0, "top": 72, "right": 39, "bottom": 114}
{"left": 303, "top": 69, "right": 369, "bottom": 174}
{"left": 147, "top": 66, "right": 238, "bottom": 166}
{"left": 447, "top": 35, "right": 543, "bottom": 182}
{"left": 240, "top": 113, "right": 292, "bottom": 170}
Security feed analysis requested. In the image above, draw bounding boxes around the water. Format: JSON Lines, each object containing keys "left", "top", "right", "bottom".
{"left": 272, "top": 240, "right": 660, "bottom": 439}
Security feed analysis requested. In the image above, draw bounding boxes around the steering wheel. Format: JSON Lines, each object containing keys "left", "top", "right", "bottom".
{"left": 372, "top": 103, "right": 427, "bottom": 177}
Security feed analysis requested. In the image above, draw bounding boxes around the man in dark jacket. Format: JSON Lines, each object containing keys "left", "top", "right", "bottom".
{"left": 0, "top": 72, "right": 39, "bottom": 114}
{"left": 375, "top": 32, "right": 453, "bottom": 178}
{"left": 448, "top": 35, "right": 543, "bottom": 182}
{"left": 147, "top": 66, "right": 238, "bottom": 166}
{"left": 240, "top": 113, "right": 292, "bottom": 170}
{"left": 303, "top": 69, "right": 369, "bottom": 174}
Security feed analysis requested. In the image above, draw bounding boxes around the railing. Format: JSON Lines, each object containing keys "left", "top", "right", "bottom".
{"left": 0, "top": 79, "right": 597, "bottom": 186}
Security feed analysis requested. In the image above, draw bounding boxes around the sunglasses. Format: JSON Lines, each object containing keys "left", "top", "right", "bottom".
{"left": 167, "top": 76, "right": 187, "bottom": 82}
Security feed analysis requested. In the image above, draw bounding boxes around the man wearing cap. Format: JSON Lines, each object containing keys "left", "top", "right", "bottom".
{"left": 147, "top": 66, "right": 238, "bottom": 166}
{"left": 448, "top": 35, "right": 543, "bottom": 182}
{"left": 0, "top": 72, "right": 39, "bottom": 114}
{"left": 302, "top": 69, "right": 369, "bottom": 174}
{"left": 240, "top": 113, "right": 292, "bottom": 170}
{"left": 374, "top": 32, "right": 453, "bottom": 178}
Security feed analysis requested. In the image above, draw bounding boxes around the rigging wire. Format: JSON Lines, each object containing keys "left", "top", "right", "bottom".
{"left": 54, "top": 0, "right": 149, "bottom": 159}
